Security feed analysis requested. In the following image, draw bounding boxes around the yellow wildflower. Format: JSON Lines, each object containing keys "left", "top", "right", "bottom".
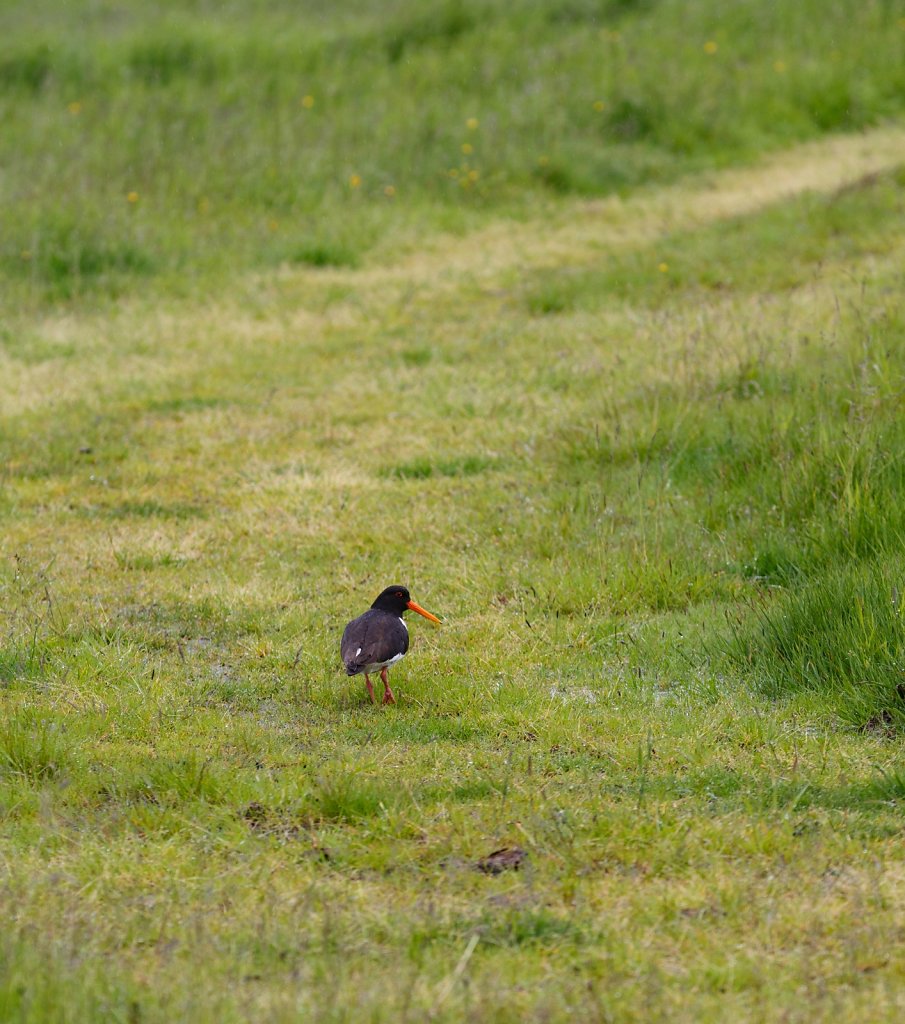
{"left": 704, "top": 40, "right": 718, "bottom": 54}
{"left": 593, "top": 100, "right": 606, "bottom": 112}
{"left": 127, "top": 191, "right": 139, "bottom": 203}
{"left": 68, "top": 101, "right": 82, "bottom": 115}
{"left": 349, "top": 174, "right": 362, "bottom": 189}
{"left": 461, "top": 142, "right": 473, "bottom": 155}
{"left": 384, "top": 185, "right": 396, "bottom": 197}
{"left": 466, "top": 117, "right": 479, "bottom": 130}
{"left": 658, "top": 262, "right": 669, "bottom": 273}
{"left": 301, "top": 94, "right": 315, "bottom": 108}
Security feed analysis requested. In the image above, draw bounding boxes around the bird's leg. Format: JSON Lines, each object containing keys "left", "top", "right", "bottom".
{"left": 364, "top": 674, "right": 376, "bottom": 704}
{"left": 380, "top": 667, "right": 396, "bottom": 705}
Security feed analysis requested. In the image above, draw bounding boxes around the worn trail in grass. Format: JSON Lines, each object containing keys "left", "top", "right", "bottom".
{"left": 3, "top": 119, "right": 905, "bottom": 1022}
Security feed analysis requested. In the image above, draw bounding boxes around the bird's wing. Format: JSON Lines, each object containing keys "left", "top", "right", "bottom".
{"left": 341, "top": 611, "right": 408, "bottom": 674}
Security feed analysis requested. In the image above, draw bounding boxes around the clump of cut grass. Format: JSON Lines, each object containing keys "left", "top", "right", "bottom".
{"left": 525, "top": 282, "right": 573, "bottom": 316}
{"left": 112, "top": 550, "right": 187, "bottom": 572}
{"left": 144, "top": 395, "right": 228, "bottom": 415}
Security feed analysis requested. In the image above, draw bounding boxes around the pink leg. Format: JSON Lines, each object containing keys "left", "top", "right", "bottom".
{"left": 380, "top": 667, "right": 396, "bottom": 705}
{"left": 364, "top": 674, "right": 376, "bottom": 704}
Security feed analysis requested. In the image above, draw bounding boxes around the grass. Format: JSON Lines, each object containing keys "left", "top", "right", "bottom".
{"left": 524, "top": 166, "right": 905, "bottom": 312}
{"left": 730, "top": 558, "right": 905, "bottom": 727}
{"left": 3, "top": 1, "right": 905, "bottom": 1021}
{"left": 3, "top": 0, "right": 905, "bottom": 300}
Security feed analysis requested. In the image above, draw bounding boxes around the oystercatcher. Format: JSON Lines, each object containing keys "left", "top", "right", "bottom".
{"left": 340, "top": 585, "right": 440, "bottom": 704}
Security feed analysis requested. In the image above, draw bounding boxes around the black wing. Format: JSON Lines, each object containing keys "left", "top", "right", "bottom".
{"left": 341, "top": 609, "right": 409, "bottom": 675}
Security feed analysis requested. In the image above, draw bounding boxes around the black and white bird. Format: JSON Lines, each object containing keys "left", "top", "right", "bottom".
{"left": 340, "top": 585, "right": 440, "bottom": 704}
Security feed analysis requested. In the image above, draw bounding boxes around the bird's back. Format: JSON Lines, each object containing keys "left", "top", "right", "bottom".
{"left": 341, "top": 608, "right": 409, "bottom": 676}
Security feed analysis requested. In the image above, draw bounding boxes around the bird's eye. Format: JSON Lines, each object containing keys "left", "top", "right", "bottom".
{"left": 396, "top": 591, "right": 403, "bottom": 598}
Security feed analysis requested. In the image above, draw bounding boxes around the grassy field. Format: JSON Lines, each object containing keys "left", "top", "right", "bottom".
{"left": 3, "top": 2, "right": 905, "bottom": 1021}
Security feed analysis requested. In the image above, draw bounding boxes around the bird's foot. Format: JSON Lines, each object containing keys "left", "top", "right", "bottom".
{"left": 379, "top": 667, "right": 396, "bottom": 705}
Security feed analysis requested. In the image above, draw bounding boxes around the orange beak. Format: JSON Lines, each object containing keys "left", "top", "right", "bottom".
{"left": 407, "top": 599, "right": 441, "bottom": 624}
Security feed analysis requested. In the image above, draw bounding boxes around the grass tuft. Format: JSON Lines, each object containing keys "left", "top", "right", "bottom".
{"left": 0, "top": 44, "right": 54, "bottom": 91}
{"left": 0, "top": 711, "right": 74, "bottom": 782}
{"left": 126, "top": 36, "right": 220, "bottom": 85}
{"left": 102, "top": 500, "right": 205, "bottom": 521}
{"left": 380, "top": 455, "right": 494, "bottom": 480}
{"left": 6, "top": 217, "right": 154, "bottom": 298}
{"left": 384, "top": 0, "right": 479, "bottom": 63}
{"left": 313, "top": 772, "right": 400, "bottom": 822}
{"left": 102, "top": 753, "right": 233, "bottom": 806}
{"left": 729, "top": 559, "right": 905, "bottom": 728}
{"left": 284, "top": 240, "right": 360, "bottom": 269}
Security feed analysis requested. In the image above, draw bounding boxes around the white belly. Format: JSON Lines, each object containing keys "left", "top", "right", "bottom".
{"left": 362, "top": 651, "right": 405, "bottom": 673}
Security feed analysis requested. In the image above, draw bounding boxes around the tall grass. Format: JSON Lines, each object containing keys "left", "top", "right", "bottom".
{"left": 0, "top": 709, "right": 74, "bottom": 782}
{"left": 2, "top": 0, "right": 905, "bottom": 297}
{"left": 730, "top": 560, "right": 905, "bottom": 728}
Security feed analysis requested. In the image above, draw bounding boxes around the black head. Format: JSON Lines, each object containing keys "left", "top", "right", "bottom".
{"left": 369, "top": 586, "right": 441, "bottom": 623}
{"left": 371, "top": 586, "right": 412, "bottom": 614}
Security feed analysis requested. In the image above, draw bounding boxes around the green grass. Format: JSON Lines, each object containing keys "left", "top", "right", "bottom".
{"left": 4, "top": 1, "right": 905, "bottom": 1021}
{"left": 730, "top": 559, "right": 905, "bottom": 728}
{"left": 3, "top": 0, "right": 905, "bottom": 301}
{"left": 525, "top": 167, "right": 905, "bottom": 312}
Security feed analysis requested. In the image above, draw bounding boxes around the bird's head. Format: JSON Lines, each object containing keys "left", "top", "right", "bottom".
{"left": 371, "top": 585, "right": 441, "bottom": 622}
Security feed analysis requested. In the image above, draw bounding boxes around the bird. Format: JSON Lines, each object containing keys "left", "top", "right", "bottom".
{"left": 340, "top": 585, "right": 440, "bottom": 705}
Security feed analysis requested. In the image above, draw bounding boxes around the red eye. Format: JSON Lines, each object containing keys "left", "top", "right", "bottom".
{"left": 396, "top": 592, "right": 403, "bottom": 598}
